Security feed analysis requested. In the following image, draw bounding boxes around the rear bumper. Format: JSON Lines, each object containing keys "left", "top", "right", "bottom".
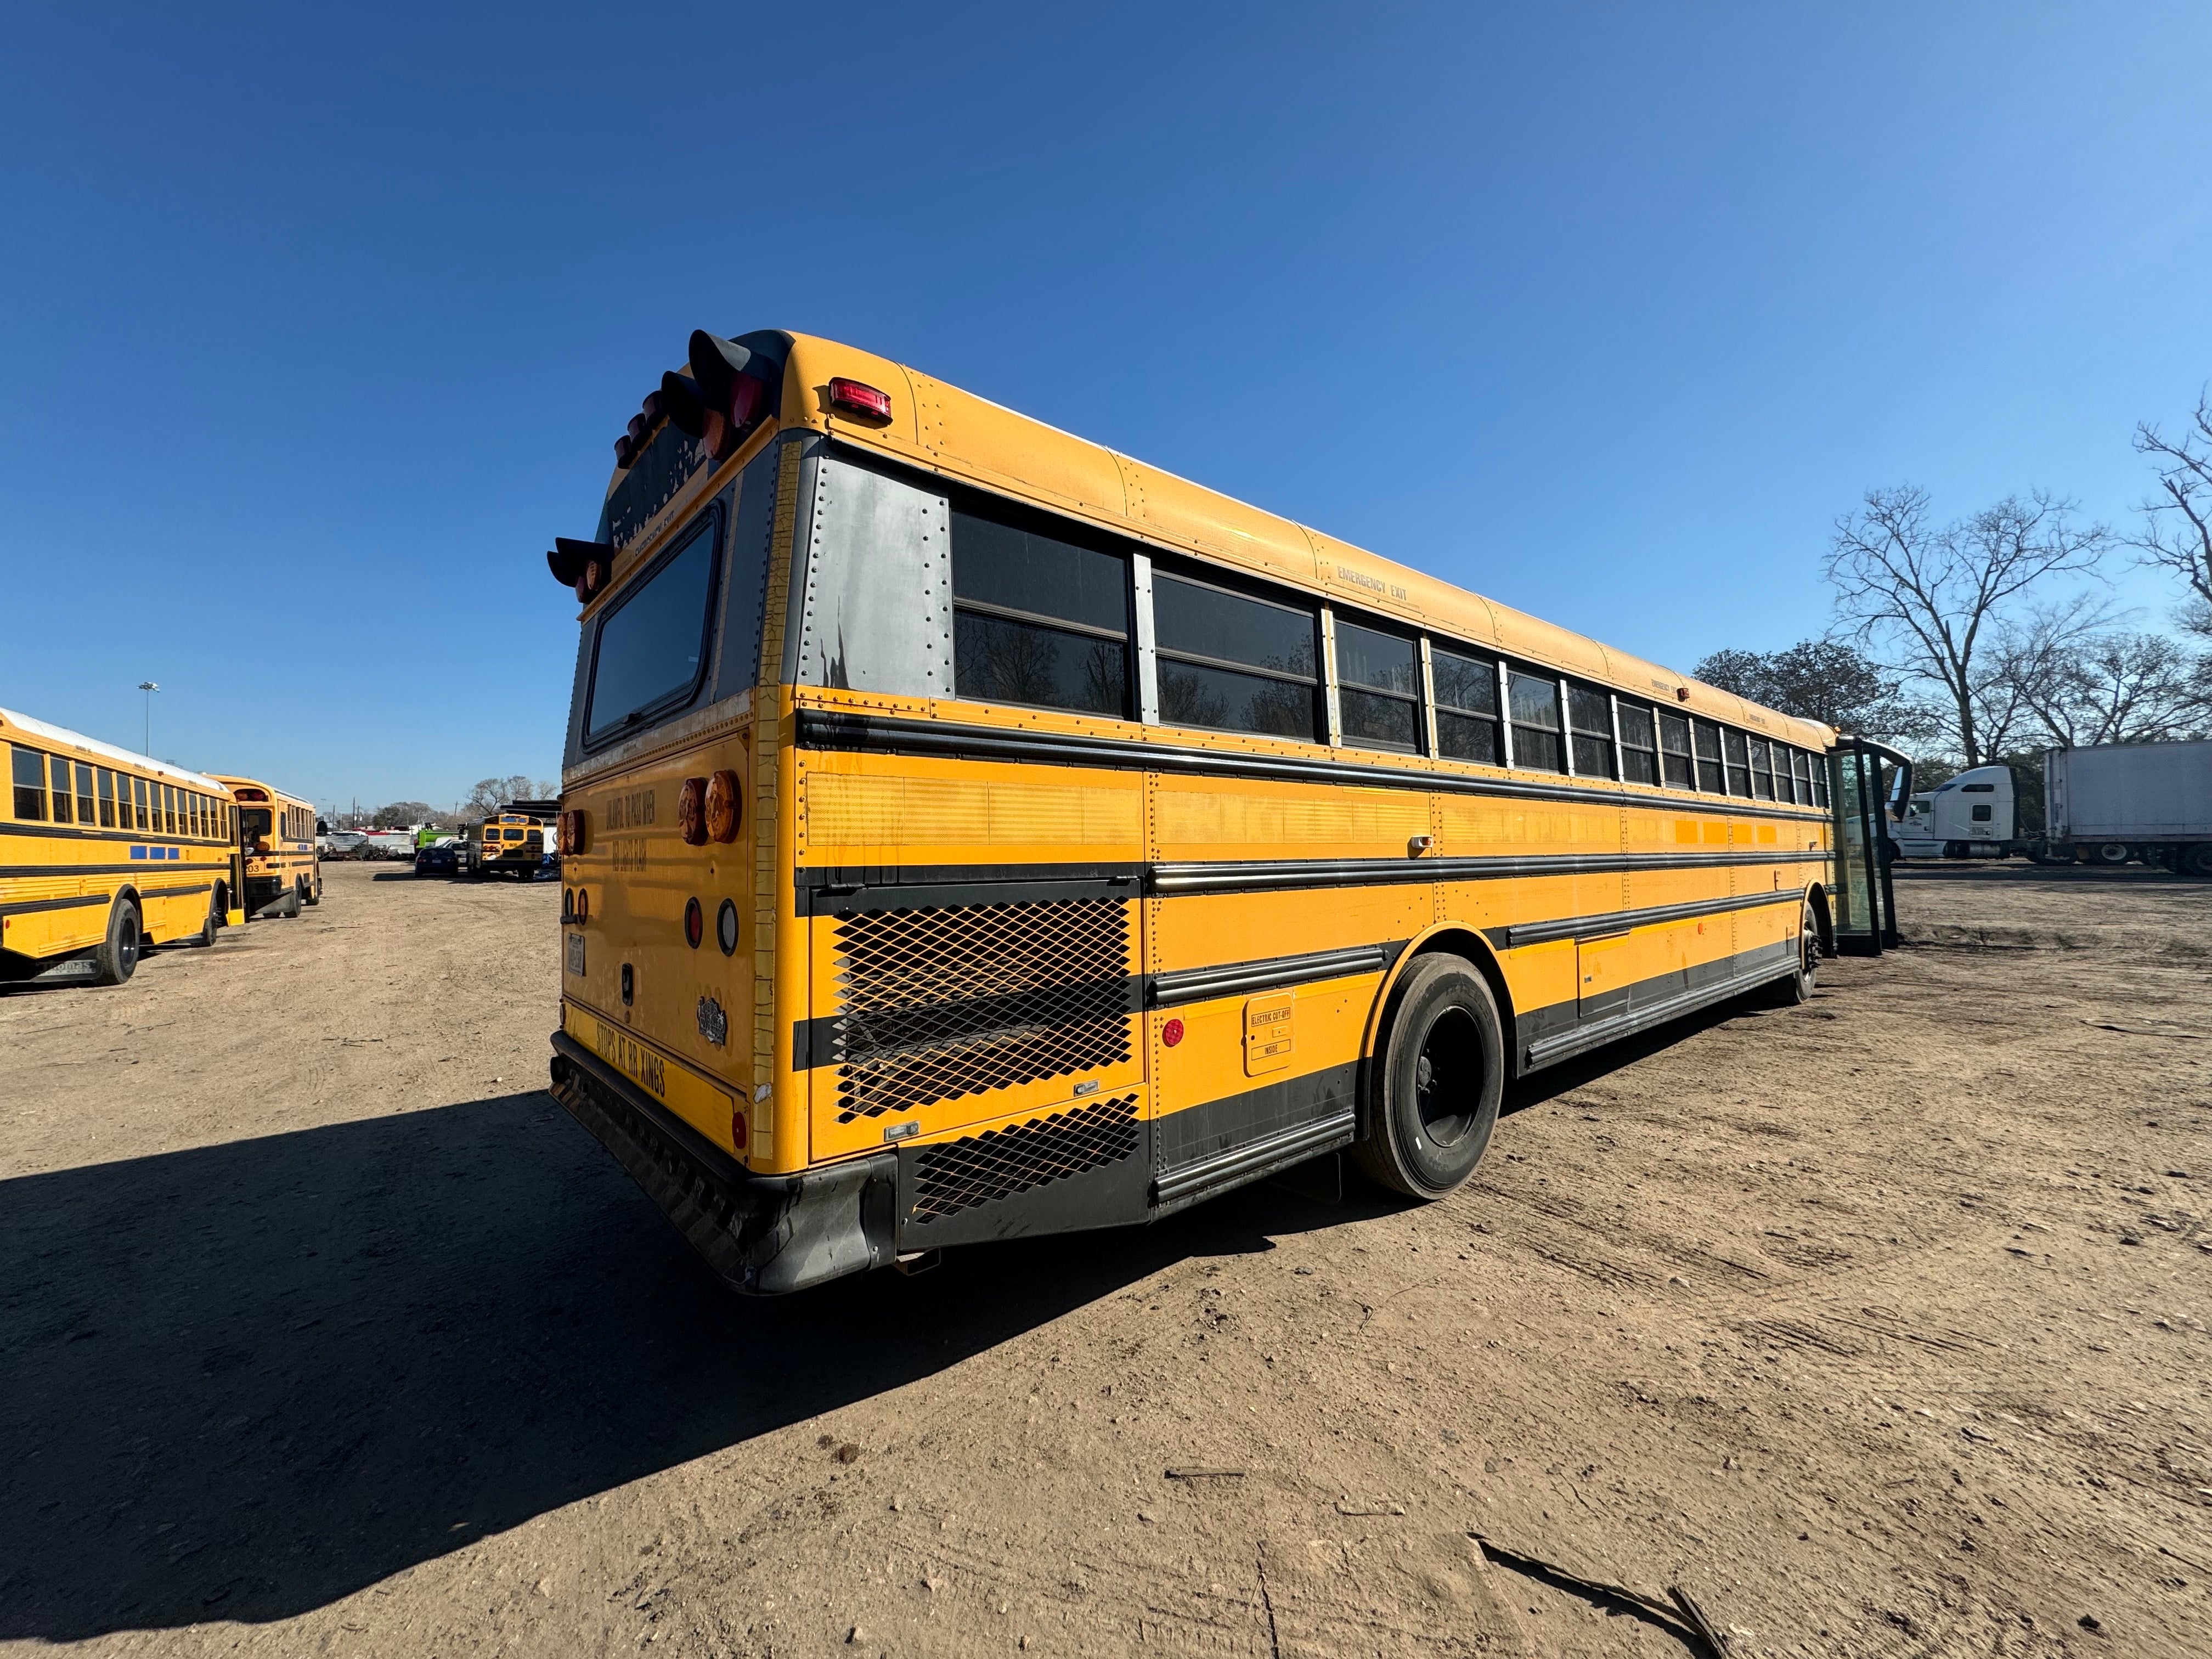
{"left": 547, "top": 1031, "right": 896, "bottom": 1295}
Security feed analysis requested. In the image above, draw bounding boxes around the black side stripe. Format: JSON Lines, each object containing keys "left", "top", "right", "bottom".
{"left": 792, "top": 709, "right": 1833, "bottom": 826}
{"left": 0, "top": 860, "right": 227, "bottom": 879}
{"left": 0, "top": 824, "right": 229, "bottom": 848}
{"left": 1487, "top": 888, "right": 1808, "bottom": 950}
{"left": 1151, "top": 848, "right": 1822, "bottom": 896}
{"left": 0, "top": 893, "right": 111, "bottom": 919}
{"left": 139, "top": 882, "right": 214, "bottom": 901}
{"left": 1150, "top": 942, "right": 1406, "bottom": 1008}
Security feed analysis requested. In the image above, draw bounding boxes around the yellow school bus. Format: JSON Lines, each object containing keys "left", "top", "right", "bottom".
{"left": 2, "top": 707, "right": 245, "bottom": 985}
{"left": 466, "top": 806, "right": 553, "bottom": 878}
{"left": 211, "top": 776, "right": 321, "bottom": 917}
{"left": 541, "top": 329, "right": 1906, "bottom": 1294}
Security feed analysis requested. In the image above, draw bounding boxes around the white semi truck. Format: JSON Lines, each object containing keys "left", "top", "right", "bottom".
{"left": 1894, "top": 740, "right": 2212, "bottom": 873}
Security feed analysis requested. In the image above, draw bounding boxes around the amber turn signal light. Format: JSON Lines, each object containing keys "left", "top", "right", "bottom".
{"left": 704, "top": 769, "right": 741, "bottom": 843}
{"left": 557, "top": 808, "right": 588, "bottom": 856}
{"left": 677, "top": 777, "right": 708, "bottom": 845}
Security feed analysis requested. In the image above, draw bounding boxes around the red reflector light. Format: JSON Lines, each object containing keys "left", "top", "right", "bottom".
{"left": 828, "top": 377, "right": 892, "bottom": 421}
{"left": 731, "top": 1107, "right": 748, "bottom": 1151}
{"left": 684, "top": 896, "right": 703, "bottom": 949}
{"left": 1161, "top": 1017, "right": 1185, "bottom": 1048}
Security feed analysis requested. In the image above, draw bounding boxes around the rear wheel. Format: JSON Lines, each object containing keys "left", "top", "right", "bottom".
{"left": 1760, "top": 900, "right": 1819, "bottom": 1007}
{"left": 306, "top": 872, "right": 321, "bottom": 905}
{"left": 2182, "top": 844, "right": 2212, "bottom": 878}
{"left": 92, "top": 898, "right": 142, "bottom": 986}
{"left": 2086, "top": 842, "right": 2131, "bottom": 866}
{"left": 1353, "top": 953, "right": 1505, "bottom": 1200}
{"left": 193, "top": 891, "right": 219, "bottom": 947}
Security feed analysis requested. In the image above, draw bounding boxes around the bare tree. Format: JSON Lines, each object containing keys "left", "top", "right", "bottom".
{"left": 2130, "top": 388, "right": 2212, "bottom": 635}
{"left": 1997, "top": 612, "right": 2211, "bottom": 747}
{"left": 370, "top": 800, "right": 435, "bottom": 829}
{"left": 1692, "top": 639, "right": 1934, "bottom": 743}
{"left": 464, "top": 775, "right": 539, "bottom": 816}
{"left": 1826, "top": 486, "right": 2111, "bottom": 764}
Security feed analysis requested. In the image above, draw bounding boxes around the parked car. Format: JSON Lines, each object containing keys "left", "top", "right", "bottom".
{"left": 320, "top": 830, "right": 372, "bottom": 859}
{"left": 414, "top": 837, "right": 464, "bottom": 877}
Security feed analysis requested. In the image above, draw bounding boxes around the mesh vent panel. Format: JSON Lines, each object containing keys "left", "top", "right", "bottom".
{"left": 831, "top": 898, "right": 1132, "bottom": 1121}
{"left": 910, "top": 1095, "right": 1140, "bottom": 1222}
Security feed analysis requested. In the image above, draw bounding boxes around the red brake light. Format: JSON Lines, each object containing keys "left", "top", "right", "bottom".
{"left": 684, "top": 897, "right": 703, "bottom": 949}
{"left": 828, "top": 377, "right": 892, "bottom": 422}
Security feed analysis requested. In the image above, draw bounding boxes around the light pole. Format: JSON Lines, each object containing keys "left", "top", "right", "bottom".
{"left": 137, "top": 681, "right": 160, "bottom": 755}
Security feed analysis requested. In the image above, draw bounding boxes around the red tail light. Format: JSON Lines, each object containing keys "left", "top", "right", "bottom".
{"left": 684, "top": 897, "right": 703, "bottom": 949}
{"left": 677, "top": 777, "right": 708, "bottom": 845}
{"left": 828, "top": 377, "right": 892, "bottom": 422}
{"left": 730, "top": 1107, "right": 749, "bottom": 1151}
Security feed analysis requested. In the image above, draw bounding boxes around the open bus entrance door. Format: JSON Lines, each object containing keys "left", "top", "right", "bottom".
{"left": 1831, "top": 738, "right": 1911, "bottom": 955}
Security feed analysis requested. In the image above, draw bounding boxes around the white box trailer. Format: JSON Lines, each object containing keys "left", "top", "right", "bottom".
{"left": 2045, "top": 740, "right": 2212, "bottom": 874}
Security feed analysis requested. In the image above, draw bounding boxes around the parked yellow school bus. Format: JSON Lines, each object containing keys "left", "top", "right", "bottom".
{"left": 2, "top": 707, "right": 245, "bottom": 985}
{"left": 211, "top": 776, "right": 321, "bottom": 917}
{"left": 466, "top": 806, "right": 553, "bottom": 878}
{"left": 541, "top": 330, "right": 1907, "bottom": 1293}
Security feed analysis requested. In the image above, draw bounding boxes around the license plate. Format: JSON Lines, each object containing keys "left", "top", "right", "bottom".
{"left": 565, "top": 933, "right": 586, "bottom": 977}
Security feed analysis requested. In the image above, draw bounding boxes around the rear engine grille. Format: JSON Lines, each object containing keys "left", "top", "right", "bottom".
{"left": 830, "top": 896, "right": 1132, "bottom": 1121}
{"left": 910, "top": 1094, "right": 1141, "bottom": 1222}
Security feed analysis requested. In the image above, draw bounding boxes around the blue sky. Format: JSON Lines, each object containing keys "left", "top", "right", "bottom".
{"left": 3, "top": 3, "right": 2208, "bottom": 811}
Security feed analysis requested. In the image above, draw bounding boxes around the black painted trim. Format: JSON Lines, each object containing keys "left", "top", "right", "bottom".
{"left": 1149, "top": 941, "right": 1406, "bottom": 1008}
{"left": 1151, "top": 847, "right": 1824, "bottom": 896}
{"left": 795, "top": 863, "right": 1142, "bottom": 914}
{"left": 1153, "top": 1110, "right": 1357, "bottom": 1209}
{"left": 0, "top": 860, "right": 225, "bottom": 878}
{"left": 793, "top": 708, "right": 1831, "bottom": 825}
{"left": 1518, "top": 945, "right": 1799, "bottom": 1071}
{"left": 138, "top": 882, "right": 214, "bottom": 901}
{"left": 1489, "top": 888, "right": 1810, "bottom": 950}
{"left": 0, "top": 892, "right": 109, "bottom": 919}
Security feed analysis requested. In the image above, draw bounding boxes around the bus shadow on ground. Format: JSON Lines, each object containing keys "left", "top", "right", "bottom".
{"left": 0, "top": 1088, "right": 1389, "bottom": 1640}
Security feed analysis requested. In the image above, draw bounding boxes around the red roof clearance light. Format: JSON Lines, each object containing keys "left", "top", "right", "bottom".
{"left": 828, "top": 377, "right": 892, "bottom": 422}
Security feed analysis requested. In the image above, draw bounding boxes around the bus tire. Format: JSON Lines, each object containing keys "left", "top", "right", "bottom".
{"left": 2087, "top": 842, "right": 2130, "bottom": 866}
{"left": 2182, "top": 844, "right": 2212, "bottom": 878}
{"left": 1353, "top": 953, "right": 1504, "bottom": 1200}
{"left": 306, "top": 874, "right": 321, "bottom": 905}
{"left": 1760, "top": 900, "right": 1819, "bottom": 1007}
{"left": 193, "top": 894, "right": 219, "bottom": 947}
{"left": 92, "top": 897, "right": 143, "bottom": 986}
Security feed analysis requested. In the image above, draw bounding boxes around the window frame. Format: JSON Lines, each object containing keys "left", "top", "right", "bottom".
{"left": 949, "top": 489, "right": 1136, "bottom": 721}
{"left": 1617, "top": 696, "right": 1659, "bottom": 786}
{"left": 1565, "top": 680, "right": 1617, "bottom": 781}
{"left": 1748, "top": 737, "right": 1775, "bottom": 800}
{"left": 1505, "top": 668, "right": 1566, "bottom": 775}
{"left": 1429, "top": 640, "right": 1504, "bottom": 768}
{"left": 1722, "top": 727, "right": 1752, "bottom": 797}
{"left": 1691, "top": 719, "right": 1724, "bottom": 793}
{"left": 580, "top": 498, "right": 726, "bottom": 753}
{"left": 1151, "top": 564, "right": 1322, "bottom": 743}
{"left": 1331, "top": 612, "right": 1425, "bottom": 755}
{"left": 11, "top": 745, "right": 46, "bottom": 822}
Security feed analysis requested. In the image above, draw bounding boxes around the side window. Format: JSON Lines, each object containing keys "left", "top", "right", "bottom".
{"left": 1748, "top": 738, "right": 1775, "bottom": 800}
{"left": 1506, "top": 670, "right": 1564, "bottom": 774}
{"left": 1154, "top": 572, "right": 1319, "bottom": 741}
{"left": 1691, "top": 719, "right": 1724, "bottom": 793}
{"left": 1617, "top": 698, "right": 1658, "bottom": 785}
{"left": 1722, "top": 729, "right": 1751, "bottom": 796}
{"left": 1813, "top": 753, "right": 1830, "bottom": 809}
{"left": 951, "top": 503, "right": 1130, "bottom": 718}
{"left": 97, "top": 769, "right": 116, "bottom": 828}
{"left": 1657, "top": 711, "right": 1694, "bottom": 789}
{"left": 1971, "top": 803, "right": 1993, "bottom": 822}
{"left": 132, "top": 778, "right": 148, "bottom": 831}
{"left": 75, "top": 764, "right": 95, "bottom": 825}
{"left": 584, "top": 509, "right": 721, "bottom": 746}
{"left": 1334, "top": 618, "right": 1420, "bottom": 753}
{"left": 1432, "top": 645, "right": 1502, "bottom": 765}
{"left": 1567, "top": 682, "right": 1616, "bottom": 779}
{"left": 49, "top": 756, "right": 74, "bottom": 825}
{"left": 11, "top": 746, "right": 46, "bottom": 821}
{"left": 1791, "top": 750, "right": 1812, "bottom": 805}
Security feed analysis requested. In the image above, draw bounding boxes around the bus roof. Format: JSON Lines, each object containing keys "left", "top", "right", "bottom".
{"left": 603, "top": 331, "right": 1832, "bottom": 753}
{"left": 0, "top": 706, "right": 228, "bottom": 794}
{"left": 207, "top": 774, "right": 311, "bottom": 811}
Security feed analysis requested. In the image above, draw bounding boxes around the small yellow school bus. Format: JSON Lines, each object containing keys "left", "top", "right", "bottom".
{"left": 211, "top": 776, "right": 321, "bottom": 917}
{"left": 540, "top": 329, "right": 1906, "bottom": 1294}
{"left": 2, "top": 707, "right": 244, "bottom": 985}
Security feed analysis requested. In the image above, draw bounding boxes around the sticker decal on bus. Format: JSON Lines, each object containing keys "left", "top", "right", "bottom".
{"left": 594, "top": 1018, "right": 666, "bottom": 1098}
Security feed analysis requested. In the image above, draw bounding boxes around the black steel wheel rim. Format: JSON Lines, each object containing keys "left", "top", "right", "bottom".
{"left": 1414, "top": 1005, "right": 1483, "bottom": 1147}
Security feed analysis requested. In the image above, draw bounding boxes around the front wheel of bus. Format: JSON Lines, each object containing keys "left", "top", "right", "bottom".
{"left": 1355, "top": 953, "right": 1504, "bottom": 1200}
{"left": 92, "top": 898, "right": 142, "bottom": 986}
{"left": 306, "top": 874, "right": 321, "bottom": 905}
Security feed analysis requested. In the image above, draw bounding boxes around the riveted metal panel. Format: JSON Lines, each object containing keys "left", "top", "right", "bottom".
{"left": 794, "top": 451, "right": 953, "bottom": 697}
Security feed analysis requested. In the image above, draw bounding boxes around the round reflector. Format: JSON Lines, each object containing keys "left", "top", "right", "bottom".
{"left": 677, "top": 777, "right": 708, "bottom": 845}
{"left": 1161, "top": 1017, "right": 1186, "bottom": 1048}
{"left": 705, "top": 769, "right": 741, "bottom": 842}
{"left": 717, "top": 898, "right": 739, "bottom": 956}
{"left": 684, "top": 897, "right": 703, "bottom": 949}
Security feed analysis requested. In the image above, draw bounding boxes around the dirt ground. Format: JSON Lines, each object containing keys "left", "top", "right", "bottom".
{"left": 2, "top": 857, "right": 2208, "bottom": 1658}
